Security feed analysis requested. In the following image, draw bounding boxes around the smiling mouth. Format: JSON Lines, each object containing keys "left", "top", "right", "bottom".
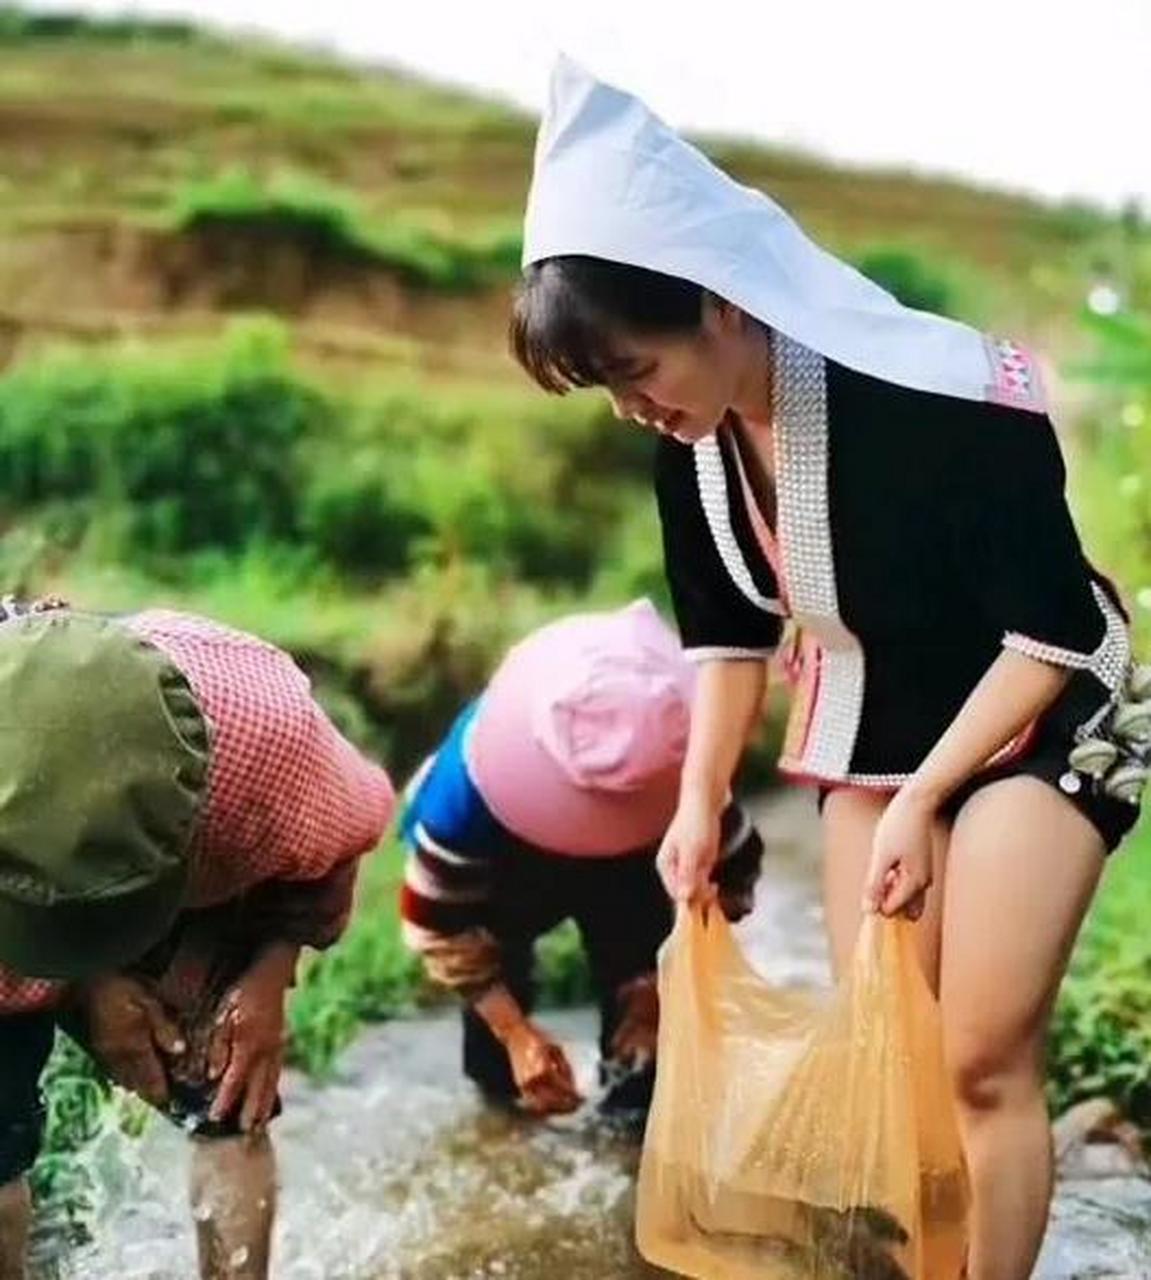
{"left": 629, "top": 408, "right": 686, "bottom": 436}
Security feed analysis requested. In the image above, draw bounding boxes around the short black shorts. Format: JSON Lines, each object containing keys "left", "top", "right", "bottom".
{"left": 817, "top": 733, "right": 1139, "bottom": 855}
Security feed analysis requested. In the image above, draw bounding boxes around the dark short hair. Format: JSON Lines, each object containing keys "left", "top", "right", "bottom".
{"left": 509, "top": 255, "right": 705, "bottom": 394}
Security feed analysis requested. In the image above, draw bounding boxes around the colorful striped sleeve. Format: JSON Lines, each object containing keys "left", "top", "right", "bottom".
{"left": 399, "top": 704, "right": 509, "bottom": 994}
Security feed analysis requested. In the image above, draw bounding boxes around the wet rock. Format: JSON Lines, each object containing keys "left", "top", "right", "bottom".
{"left": 1054, "top": 1097, "right": 1150, "bottom": 1181}
{"left": 1038, "top": 1178, "right": 1151, "bottom": 1278}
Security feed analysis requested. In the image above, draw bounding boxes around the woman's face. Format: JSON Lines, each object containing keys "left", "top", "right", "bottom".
{"left": 603, "top": 297, "right": 754, "bottom": 444}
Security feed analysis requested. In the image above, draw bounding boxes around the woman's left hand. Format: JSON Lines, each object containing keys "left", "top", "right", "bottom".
{"left": 861, "top": 787, "right": 937, "bottom": 919}
{"left": 207, "top": 944, "right": 297, "bottom": 1132}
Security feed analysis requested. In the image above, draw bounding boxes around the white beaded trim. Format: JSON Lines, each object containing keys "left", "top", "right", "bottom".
{"left": 693, "top": 434, "right": 784, "bottom": 617}
{"left": 804, "top": 644, "right": 867, "bottom": 778}
{"left": 684, "top": 645, "right": 776, "bottom": 663}
{"left": 774, "top": 334, "right": 867, "bottom": 779}
{"left": 1003, "top": 582, "right": 1130, "bottom": 702}
{"left": 1050, "top": 583, "right": 1130, "bottom": 743}
{"left": 1088, "top": 585, "right": 1133, "bottom": 697}
{"left": 1003, "top": 633, "right": 1093, "bottom": 669}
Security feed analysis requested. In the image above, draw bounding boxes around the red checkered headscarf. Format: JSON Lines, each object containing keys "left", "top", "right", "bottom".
{"left": 0, "top": 610, "right": 394, "bottom": 1013}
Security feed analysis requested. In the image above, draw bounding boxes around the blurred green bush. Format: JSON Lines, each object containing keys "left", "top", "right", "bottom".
{"left": 1049, "top": 822, "right": 1151, "bottom": 1127}
{"left": 0, "top": 318, "right": 313, "bottom": 557}
{"left": 0, "top": 6, "right": 201, "bottom": 43}
{"left": 170, "top": 169, "right": 522, "bottom": 291}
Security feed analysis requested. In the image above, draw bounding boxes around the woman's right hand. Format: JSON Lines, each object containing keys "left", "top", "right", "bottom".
{"left": 505, "top": 1022, "right": 583, "bottom": 1116}
{"left": 656, "top": 791, "right": 722, "bottom": 905}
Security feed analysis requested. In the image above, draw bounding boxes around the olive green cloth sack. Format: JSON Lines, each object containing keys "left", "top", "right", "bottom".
{"left": 0, "top": 613, "right": 210, "bottom": 980}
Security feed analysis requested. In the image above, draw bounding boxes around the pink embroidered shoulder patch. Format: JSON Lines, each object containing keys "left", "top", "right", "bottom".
{"left": 984, "top": 336, "right": 1046, "bottom": 413}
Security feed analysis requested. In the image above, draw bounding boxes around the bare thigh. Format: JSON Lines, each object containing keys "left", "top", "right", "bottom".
{"left": 940, "top": 776, "right": 1105, "bottom": 1091}
{"left": 820, "top": 787, "right": 949, "bottom": 993}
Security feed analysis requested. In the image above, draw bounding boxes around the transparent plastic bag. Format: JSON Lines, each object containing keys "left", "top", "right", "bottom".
{"left": 637, "top": 906, "right": 969, "bottom": 1279}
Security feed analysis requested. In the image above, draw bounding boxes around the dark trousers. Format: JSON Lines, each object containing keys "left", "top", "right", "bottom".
{"left": 0, "top": 1013, "right": 55, "bottom": 1184}
{"left": 462, "top": 849, "right": 673, "bottom": 1108}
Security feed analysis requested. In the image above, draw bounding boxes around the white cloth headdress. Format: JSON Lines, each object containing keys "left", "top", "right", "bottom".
{"left": 522, "top": 55, "right": 1044, "bottom": 413}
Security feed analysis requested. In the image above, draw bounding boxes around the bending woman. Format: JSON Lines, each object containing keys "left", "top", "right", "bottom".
{"left": 507, "top": 57, "right": 1147, "bottom": 1280}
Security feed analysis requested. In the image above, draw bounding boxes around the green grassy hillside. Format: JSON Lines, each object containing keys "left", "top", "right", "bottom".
{"left": 0, "top": 8, "right": 1138, "bottom": 383}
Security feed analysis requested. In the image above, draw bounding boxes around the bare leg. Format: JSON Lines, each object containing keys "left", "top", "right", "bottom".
{"left": 940, "top": 777, "right": 1104, "bottom": 1280}
{"left": 188, "top": 1134, "right": 277, "bottom": 1280}
{"left": 820, "top": 787, "right": 948, "bottom": 991}
{"left": 0, "top": 1179, "right": 30, "bottom": 1280}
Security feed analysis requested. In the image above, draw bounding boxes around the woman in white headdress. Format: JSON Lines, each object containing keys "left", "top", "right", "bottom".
{"left": 508, "top": 56, "right": 1147, "bottom": 1280}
